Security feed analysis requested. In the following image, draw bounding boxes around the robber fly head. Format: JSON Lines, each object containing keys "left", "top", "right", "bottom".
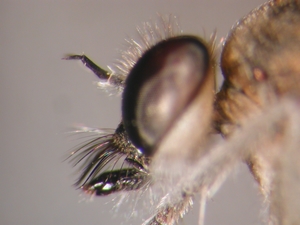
{"left": 64, "top": 16, "right": 215, "bottom": 198}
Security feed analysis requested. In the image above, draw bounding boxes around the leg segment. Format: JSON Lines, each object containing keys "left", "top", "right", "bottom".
{"left": 63, "top": 54, "right": 110, "bottom": 80}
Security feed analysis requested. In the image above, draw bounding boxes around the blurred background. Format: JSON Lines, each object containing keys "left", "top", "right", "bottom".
{"left": 1, "top": 1, "right": 266, "bottom": 225}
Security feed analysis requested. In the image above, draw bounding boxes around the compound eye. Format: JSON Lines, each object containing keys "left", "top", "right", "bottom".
{"left": 122, "top": 36, "right": 211, "bottom": 156}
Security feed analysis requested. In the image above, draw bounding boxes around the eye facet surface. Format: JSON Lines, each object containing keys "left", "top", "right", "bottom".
{"left": 122, "top": 36, "right": 211, "bottom": 156}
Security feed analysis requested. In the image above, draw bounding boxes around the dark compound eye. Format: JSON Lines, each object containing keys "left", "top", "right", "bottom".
{"left": 122, "top": 36, "right": 212, "bottom": 156}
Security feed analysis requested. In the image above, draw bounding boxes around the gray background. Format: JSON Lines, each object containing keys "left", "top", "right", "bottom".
{"left": 1, "top": 1, "right": 266, "bottom": 225}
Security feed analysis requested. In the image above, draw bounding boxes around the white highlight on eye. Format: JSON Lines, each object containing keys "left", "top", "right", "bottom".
{"left": 102, "top": 183, "right": 113, "bottom": 191}
{"left": 93, "top": 182, "right": 113, "bottom": 191}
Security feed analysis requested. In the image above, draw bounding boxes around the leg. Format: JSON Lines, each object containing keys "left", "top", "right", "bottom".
{"left": 64, "top": 54, "right": 110, "bottom": 80}
{"left": 63, "top": 54, "right": 124, "bottom": 90}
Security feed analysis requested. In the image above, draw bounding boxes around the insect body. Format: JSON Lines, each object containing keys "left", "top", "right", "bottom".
{"left": 65, "top": 0, "right": 300, "bottom": 224}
